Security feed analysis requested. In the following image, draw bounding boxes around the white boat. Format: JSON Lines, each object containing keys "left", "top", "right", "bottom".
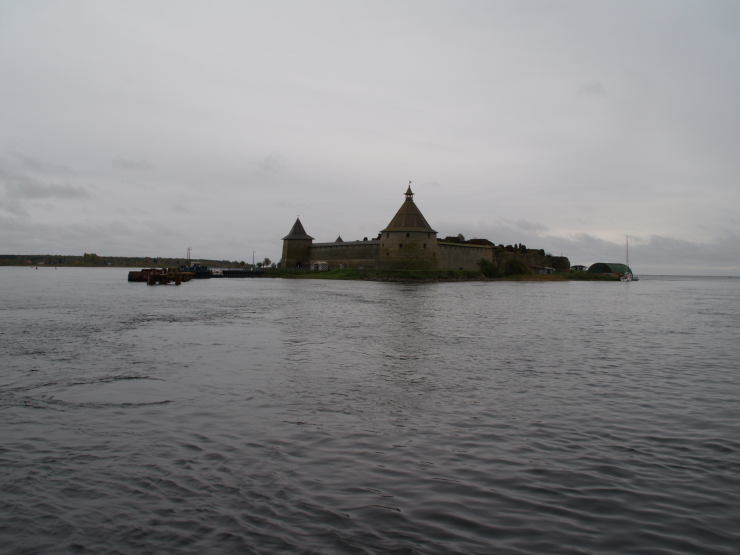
{"left": 621, "top": 236, "right": 638, "bottom": 281}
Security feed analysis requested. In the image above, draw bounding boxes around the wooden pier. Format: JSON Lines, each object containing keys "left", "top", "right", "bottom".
{"left": 128, "top": 268, "right": 194, "bottom": 285}
{"left": 128, "top": 267, "right": 265, "bottom": 284}
{"left": 214, "top": 269, "right": 264, "bottom": 278}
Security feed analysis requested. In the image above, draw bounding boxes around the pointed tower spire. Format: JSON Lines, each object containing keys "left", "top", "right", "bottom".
{"left": 282, "top": 217, "right": 314, "bottom": 240}
{"left": 382, "top": 184, "right": 436, "bottom": 232}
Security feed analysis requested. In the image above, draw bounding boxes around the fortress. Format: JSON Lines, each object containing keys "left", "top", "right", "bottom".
{"left": 281, "top": 186, "right": 570, "bottom": 272}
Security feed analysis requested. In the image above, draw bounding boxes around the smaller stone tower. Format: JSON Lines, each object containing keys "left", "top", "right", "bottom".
{"left": 380, "top": 185, "right": 439, "bottom": 270}
{"left": 281, "top": 218, "right": 314, "bottom": 268}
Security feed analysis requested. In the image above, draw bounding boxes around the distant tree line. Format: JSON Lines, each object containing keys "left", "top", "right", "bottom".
{"left": 0, "top": 253, "right": 256, "bottom": 268}
{"left": 256, "top": 257, "right": 276, "bottom": 268}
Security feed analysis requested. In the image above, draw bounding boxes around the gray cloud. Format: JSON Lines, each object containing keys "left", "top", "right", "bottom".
{"left": 172, "top": 202, "right": 191, "bottom": 214}
{"left": 0, "top": 215, "right": 184, "bottom": 257}
{"left": 0, "top": 199, "right": 29, "bottom": 217}
{"left": 10, "top": 152, "right": 75, "bottom": 175}
{"left": 1, "top": 173, "right": 90, "bottom": 200}
{"left": 6, "top": 178, "right": 90, "bottom": 200}
{"left": 0, "top": 163, "right": 91, "bottom": 203}
{"left": 256, "top": 154, "right": 288, "bottom": 173}
{"left": 577, "top": 80, "right": 608, "bottom": 97}
{"left": 113, "top": 158, "right": 153, "bottom": 171}
{"left": 635, "top": 234, "right": 740, "bottom": 273}
{"left": 501, "top": 218, "right": 549, "bottom": 233}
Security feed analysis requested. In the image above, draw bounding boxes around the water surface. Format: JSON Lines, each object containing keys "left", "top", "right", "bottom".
{"left": 1, "top": 268, "right": 739, "bottom": 554}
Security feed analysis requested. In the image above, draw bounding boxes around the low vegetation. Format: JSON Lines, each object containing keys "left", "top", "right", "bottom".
{"left": 477, "top": 258, "right": 503, "bottom": 278}
{"left": 502, "top": 258, "right": 532, "bottom": 276}
{"left": 269, "top": 268, "right": 484, "bottom": 280}
{"left": 561, "top": 271, "right": 619, "bottom": 281}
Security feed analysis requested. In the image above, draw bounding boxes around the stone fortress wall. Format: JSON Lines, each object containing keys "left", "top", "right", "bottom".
{"left": 307, "top": 241, "right": 381, "bottom": 269}
{"left": 437, "top": 243, "right": 493, "bottom": 271}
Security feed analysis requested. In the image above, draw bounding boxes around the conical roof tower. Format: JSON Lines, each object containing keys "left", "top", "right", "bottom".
{"left": 282, "top": 218, "right": 314, "bottom": 240}
{"left": 281, "top": 217, "right": 314, "bottom": 269}
{"left": 379, "top": 185, "right": 439, "bottom": 271}
{"left": 382, "top": 185, "right": 437, "bottom": 233}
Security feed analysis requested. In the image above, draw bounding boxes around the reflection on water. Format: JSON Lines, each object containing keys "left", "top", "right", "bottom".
{"left": 1, "top": 268, "right": 739, "bottom": 554}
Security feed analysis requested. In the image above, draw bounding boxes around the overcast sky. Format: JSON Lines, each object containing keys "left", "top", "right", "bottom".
{"left": 1, "top": 1, "right": 739, "bottom": 274}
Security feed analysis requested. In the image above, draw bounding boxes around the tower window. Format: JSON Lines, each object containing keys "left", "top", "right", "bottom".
{"left": 399, "top": 244, "right": 403, "bottom": 248}
{"left": 423, "top": 244, "right": 427, "bottom": 248}
{"left": 433, "top": 253, "right": 436, "bottom": 257}
{"left": 428, "top": 233, "right": 430, "bottom": 238}
{"left": 406, "top": 233, "right": 410, "bottom": 238}
{"left": 386, "top": 233, "right": 389, "bottom": 238}
{"left": 386, "top": 252, "right": 389, "bottom": 256}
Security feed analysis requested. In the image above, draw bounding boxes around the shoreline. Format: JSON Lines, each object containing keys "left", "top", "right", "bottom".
{"left": 0, "top": 266, "right": 624, "bottom": 281}
{"left": 270, "top": 269, "right": 620, "bottom": 282}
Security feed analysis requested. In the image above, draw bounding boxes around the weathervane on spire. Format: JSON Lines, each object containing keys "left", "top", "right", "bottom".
{"left": 405, "top": 181, "right": 414, "bottom": 201}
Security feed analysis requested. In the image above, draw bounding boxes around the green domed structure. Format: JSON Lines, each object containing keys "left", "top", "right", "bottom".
{"left": 587, "top": 262, "right": 633, "bottom": 275}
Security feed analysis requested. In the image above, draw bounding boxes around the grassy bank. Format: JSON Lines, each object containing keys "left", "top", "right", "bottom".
{"left": 503, "top": 272, "right": 619, "bottom": 281}
{"left": 268, "top": 268, "right": 483, "bottom": 280}
{"left": 559, "top": 271, "right": 620, "bottom": 281}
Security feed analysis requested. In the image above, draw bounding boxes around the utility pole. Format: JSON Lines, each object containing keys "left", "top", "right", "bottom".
{"left": 252, "top": 251, "right": 255, "bottom": 269}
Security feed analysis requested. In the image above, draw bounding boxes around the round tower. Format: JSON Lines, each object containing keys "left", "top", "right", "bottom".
{"left": 281, "top": 218, "right": 314, "bottom": 268}
{"left": 379, "top": 185, "right": 439, "bottom": 270}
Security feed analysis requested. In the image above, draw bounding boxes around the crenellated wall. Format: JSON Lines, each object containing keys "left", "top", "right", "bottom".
{"left": 436, "top": 243, "right": 493, "bottom": 271}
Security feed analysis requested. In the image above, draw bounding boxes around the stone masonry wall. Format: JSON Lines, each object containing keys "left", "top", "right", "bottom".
{"left": 309, "top": 243, "right": 381, "bottom": 269}
{"left": 282, "top": 239, "right": 312, "bottom": 268}
{"left": 377, "top": 231, "right": 439, "bottom": 270}
{"left": 437, "top": 243, "right": 494, "bottom": 271}
{"left": 297, "top": 241, "right": 570, "bottom": 272}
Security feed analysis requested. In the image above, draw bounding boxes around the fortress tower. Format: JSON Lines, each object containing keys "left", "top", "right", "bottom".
{"left": 379, "top": 185, "right": 439, "bottom": 270}
{"left": 281, "top": 218, "right": 314, "bottom": 268}
{"left": 280, "top": 185, "right": 493, "bottom": 271}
